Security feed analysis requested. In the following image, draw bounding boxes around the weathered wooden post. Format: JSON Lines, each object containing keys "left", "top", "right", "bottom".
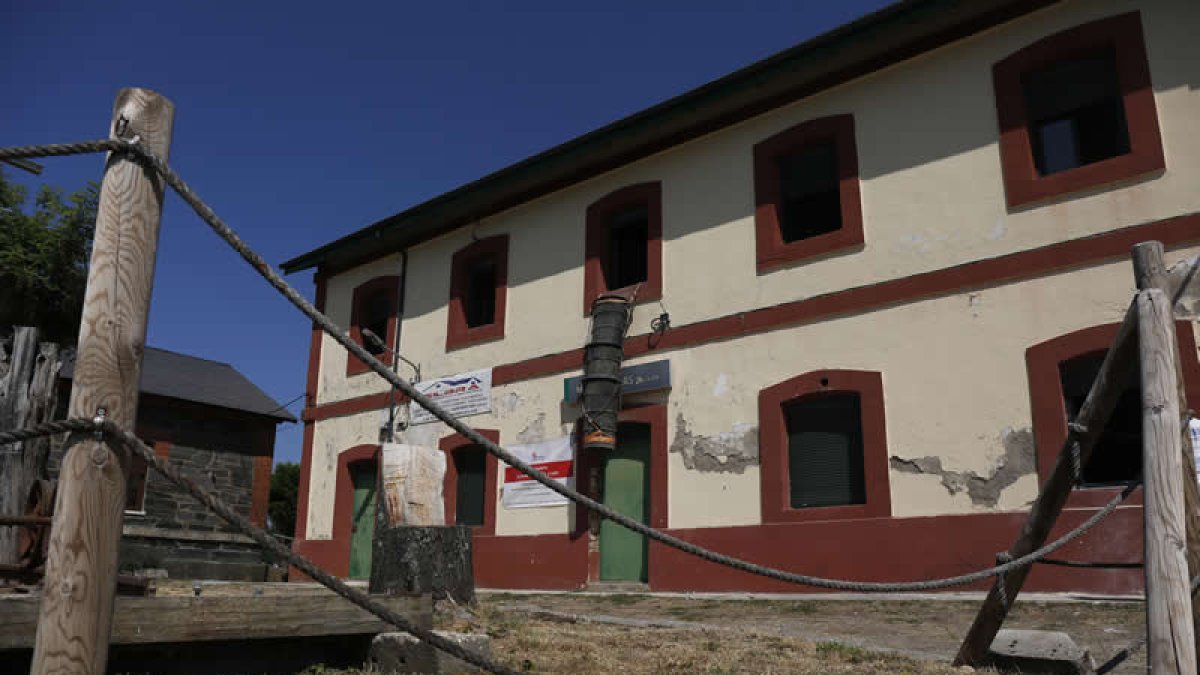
{"left": 30, "top": 88, "right": 174, "bottom": 675}
{"left": 1138, "top": 285, "right": 1197, "bottom": 674}
{"left": 1134, "top": 241, "right": 1200, "bottom": 657}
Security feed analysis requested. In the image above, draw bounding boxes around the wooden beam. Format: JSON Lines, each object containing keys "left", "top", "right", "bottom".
{"left": 30, "top": 89, "right": 175, "bottom": 675}
{"left": 1134, "top": 241, "right": 1200, "bottom": 659}
{"left": 1139, "top": 287, "right": 1197, "bottom": 674}
{"left": 2, "top": 593, "right": 431, "bottom": 649}
{"left": 0, "top": 327, "right": 39, "bottom": 565}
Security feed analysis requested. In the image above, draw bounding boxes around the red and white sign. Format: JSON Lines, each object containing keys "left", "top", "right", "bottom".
{"left": 502, "top": 435, "right": 573, "bottom": 509}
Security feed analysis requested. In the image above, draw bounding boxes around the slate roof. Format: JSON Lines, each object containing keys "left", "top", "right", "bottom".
{"left": 61, "top": 347, "right": 297, "bottom": 423}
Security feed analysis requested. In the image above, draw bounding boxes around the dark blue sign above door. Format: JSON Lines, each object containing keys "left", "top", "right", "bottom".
{"left": 563, "top": 360, "right": 671, "bottom": 404}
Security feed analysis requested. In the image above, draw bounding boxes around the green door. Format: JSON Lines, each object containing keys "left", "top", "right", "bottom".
{"left": 348, "top": 462, "right": 376, "bottom": 580}
{"left": 599, "top": 423, "right": 650, "bottom": 582}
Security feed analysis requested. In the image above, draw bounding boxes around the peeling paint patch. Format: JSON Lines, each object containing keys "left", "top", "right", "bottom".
{"left": 987, "top": 218, "right": 1008, "bottom": 241}
{"left": 670, "top": 414, "right": 758, "bottom": 474}
{"left": 517, "top": 413, "right": 547, "bottom": 444}
{"left": 493, "top": 391, "right": 523, "bottom": 416}
{"left": 1169, "top": 255, "right": 1200, "bottom": 319}
{"left": 713, "top": 374, "right": 730, "bottom": 398}
{"left": 889, "top": 428, "right": 1036, "bottom": 508}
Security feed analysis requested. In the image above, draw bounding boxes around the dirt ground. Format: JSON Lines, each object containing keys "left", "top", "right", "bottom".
{"left": 154, "top": 582, "right": 1147, "bottom": 673}
{"left": 464, "top": 593, "right": 1146, "bottom": 673}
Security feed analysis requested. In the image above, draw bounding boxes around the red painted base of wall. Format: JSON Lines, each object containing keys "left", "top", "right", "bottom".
{"left": 291, "top": 506, "right": 1143, "bottom": 595}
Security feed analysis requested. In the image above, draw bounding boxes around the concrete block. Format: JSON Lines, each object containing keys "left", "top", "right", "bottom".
{"left": 370, "top": 631, "right": 492, "bottom": 674}
{"left": 985, "top": 629, "right": 1095, "bottom": 674}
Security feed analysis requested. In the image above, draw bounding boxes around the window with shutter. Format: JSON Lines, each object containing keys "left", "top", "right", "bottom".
{"left": 1059, "top": 352, "right": 1142, "bottom": 486}
{"left": 784, "top": 393, "right": 866, "bottom": 509}
{"left": 453, "top": 446, "right": 486, "bottom": 527}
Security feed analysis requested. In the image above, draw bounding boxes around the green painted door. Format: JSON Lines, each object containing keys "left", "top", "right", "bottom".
{"left": 349, "top": 463, "right": 376, "bottom": 580}
{"left": 599, "top": 423, "right": 650, "bottom": 582}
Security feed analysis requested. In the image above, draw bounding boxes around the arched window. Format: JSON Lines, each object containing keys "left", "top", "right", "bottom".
{"left": 447, "top": 236, "right": 508, "bottom": 350}
{"left": 347, "top": 276, "right": 399, "bottom": 376}
{"left": 440, "top": 430, "right": 499, "bottom": 534}
{"left": 583, "top": 182, "right": 663, "bottom": 312}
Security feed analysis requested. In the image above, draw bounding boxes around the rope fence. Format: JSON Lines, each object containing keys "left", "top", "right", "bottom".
{"left": 0, "top": 137, "right": 1180, "bottom": 670}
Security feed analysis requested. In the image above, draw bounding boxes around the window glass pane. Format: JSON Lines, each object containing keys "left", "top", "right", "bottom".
{"left": 361, "top": 288, "right": 392, "bottom": 354}
{"left": 454, "top": 446, "right": 486, "bottom": 526}
{"left": 604, "top": 205, "right": 649, "bottom": 290}
{"left": 777, "top": 140, "right": 841, "bottom": 243}
{"left": 1060, "top": 352, "right": 1141, "bottom": 485}
{"left": 784, "top": 392, "right": 866, "bottom": 508}
{"left": 464, "top": 259, "right": 497, "bottom": 328}
{"left": 1023, "top": 48, "right": 1129, "bottom": 175}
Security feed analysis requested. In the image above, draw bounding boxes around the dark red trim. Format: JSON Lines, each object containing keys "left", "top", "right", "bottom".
{"left": 306, "top": 274, "right": 328, "bottom": 406}
{"left": 644, "top": 508, "right": 1143, "bottom": 595}
{"left": 447, "top": 235, "right": 509, "bottom": 350}
{"left": 993, "top": 12, "right": 1163, "bottom": 208}
{"left": 467, "top": 506, "right": 1142, "bottom": 595}
{"left": 347, "top": 276, "right": 400, "bottom": 376}
{"left": 295, "top": 444, "right": 379, "bottom": 579}
{"left": 1026, "top": 321, "right": 1200, "bottom": 509}
{"left": 439, "top": 430, "right": 500, "bottom": 535}
{"left": 303, "top": 391, "right": 404, "bottom": 422}
{"left": 250, "top": 455, "right": 272, "bottom": 527}
{"left": 293, "top": 273, "right": 326, "bottom": 574}
{"left": 753, "top": 114, "right": 863, "bottom": 273}
{"left": 758, "top": 370, "right": 890, "bottom": 523}
{"left": 302, "top": 213, "right": 1200, "bottom": 422}
{"left": 583, "top": 182, "right": 664, "bottom": 312}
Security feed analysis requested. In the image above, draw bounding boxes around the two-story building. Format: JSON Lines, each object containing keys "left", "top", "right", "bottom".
{"left": 283, "top": 0, "right": 1200, "bottom": 594}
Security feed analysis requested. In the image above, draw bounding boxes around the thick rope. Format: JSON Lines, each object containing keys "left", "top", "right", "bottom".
{"left": 9, "top": 136, "right": 1134, "bottom": 592}
{"left": 98, "top": 422, "right": 520, "bottom": 675}
{"left": 0, "top": 418, "right": 97, "bottom": 446}
{"left": 1037, "top": 557, "right": 1142, "bottom": 570}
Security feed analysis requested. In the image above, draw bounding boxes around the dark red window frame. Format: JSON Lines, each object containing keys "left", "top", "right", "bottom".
{"left": 583, "top": 182, "right": 663, "bottom": 314}
{"left": 758, "top": 369, "right": 891, "bottom": 523}
{"left": 439, "top": 430, "right": 499, "bottom": 535}
{"left": 446, "top": 235, "right": 509, "bottom": 350}
{"left": 753, "top": 114, "right": 863, "bottom": 274}
{"left": 993, "top": 11, "right": 1163, "bottom": 208}
{"left": 346, "top": 276, "right": 400, "bottom": 377}
{"left": 1026, "top": 321, "right": 1200, "bottom": 509}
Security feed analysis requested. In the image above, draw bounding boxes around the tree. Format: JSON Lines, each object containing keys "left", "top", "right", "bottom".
{"left": 0, "top": 168, "right": 100, "bottom": 344}
{"left": 268, "top": 461, "right": 301, "bottom": 538}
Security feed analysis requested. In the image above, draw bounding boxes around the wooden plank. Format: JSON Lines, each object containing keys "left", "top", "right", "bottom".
{"left": 31, "top": 89, "right": 175, "bottom": 675}
{"left": 0, "top": 593, "right": 431, "bottom": 650}
{"left": 1140, "top": 287, "right": 1197, "bottom": 674}
{"left": 1134, "top": 241, "right": 1200, "bottom": 659}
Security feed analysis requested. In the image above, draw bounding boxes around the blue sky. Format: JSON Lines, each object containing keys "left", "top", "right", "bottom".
{"left": 3, "top": 1, "right": 892, "bottom": 465}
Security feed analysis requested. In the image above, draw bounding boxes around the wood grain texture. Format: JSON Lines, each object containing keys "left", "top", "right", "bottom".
{"left": 1134, "top": 241, "right": 1200, "bottom": 661}
{"left": 31, "top": 88, "right": 174, "bottom": 675}
{"left": 0, "top": 328, "right": 38, "bottom": 564}
{"left": 2, "top": 593, "right": 431, "bottom": 649}
{"left": 1140, "top": 288, "right": 1197, "bottom": 675}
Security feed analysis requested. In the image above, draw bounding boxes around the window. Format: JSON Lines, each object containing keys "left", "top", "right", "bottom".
{"left": 1026, "top": 322, "right": 1200, "bottom": 509}
{"left": 753, "top": 114, "right": 862, "bottom": 274}
{"left": 447, "top": 236, "right": 508, "bottom": 350}
{"left": 758, "top": 370, "right": 890, "bottom": 523}
{"left": 993, "top": 12, "right": 1163, "bottom": 208}
{"left": 440, "top": 430, "right": 499, "bottom": 534}
{"left": 784, "top": 392, "right": 866, "bottom": 508}
{"left": 584, "top": 182, "right": 662, "bottom": 313}
{"left": 347, "top": 276, "right": 400, "bottom": 376}
{"left": 451, "top": 446, "right": 486, "bottom": 527}
{"left": 1059, "top": 352, "right": 1141, "bottom": 486}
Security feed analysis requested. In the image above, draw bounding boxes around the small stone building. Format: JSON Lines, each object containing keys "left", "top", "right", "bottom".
{"left": 56, "top": 347, "right": 295, "bottom": 581}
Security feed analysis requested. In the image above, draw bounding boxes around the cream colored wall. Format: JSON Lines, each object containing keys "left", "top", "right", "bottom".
{"left": 302, "top": 245, "right": 1200, "bottom": 536}
{"left": 313, "top": 0, "right": 1199, "bottom": 408}
{"left": 304, "top": 409, "right": 380, "bottom": 539}
{"left": 304, "top": 0, "right": 1200, "bottom": 537}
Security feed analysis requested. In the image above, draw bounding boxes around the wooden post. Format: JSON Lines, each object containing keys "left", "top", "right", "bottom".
{"left": 0, "top": 327, "right": 62, "bottom": 565}
{"left": 30, "top": 89, "right": 174, "bottom": 675}
{"left": 954, "top": 300, "right": 1139, "bottom": 665}
{"left": 1139, "top": 287, "right": 1197, "bottom": 674}
{"left": 1134, "top": 240, "right": 1200, "bottom": 658}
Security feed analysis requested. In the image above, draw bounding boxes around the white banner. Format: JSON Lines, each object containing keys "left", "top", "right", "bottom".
{"left": 410, "top": 368, "right": 492, "bottom": 425}
{"left": 502, "top": 435, "right": 574, "bottom": 509}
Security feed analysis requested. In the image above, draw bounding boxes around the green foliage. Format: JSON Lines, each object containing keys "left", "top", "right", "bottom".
{"left": 0, "top": 168, "right": 99, "bottom": 344}
{"left": 268, "top": 461, "right": 301, "bottom": 537}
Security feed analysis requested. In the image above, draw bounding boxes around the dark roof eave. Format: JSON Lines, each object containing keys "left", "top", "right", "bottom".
{"left": 281, "top": 0, "right": 1058, "bottom": 275}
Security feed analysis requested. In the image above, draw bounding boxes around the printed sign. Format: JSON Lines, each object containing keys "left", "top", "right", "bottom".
{"left": 502, "top": 435, "right": 574, "bottom": 509}
{"left": 563, "top": 360, "right": 671, "bottom": 404}
{"left": 410, "top": 368, "right": 492, "bottom": 425}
